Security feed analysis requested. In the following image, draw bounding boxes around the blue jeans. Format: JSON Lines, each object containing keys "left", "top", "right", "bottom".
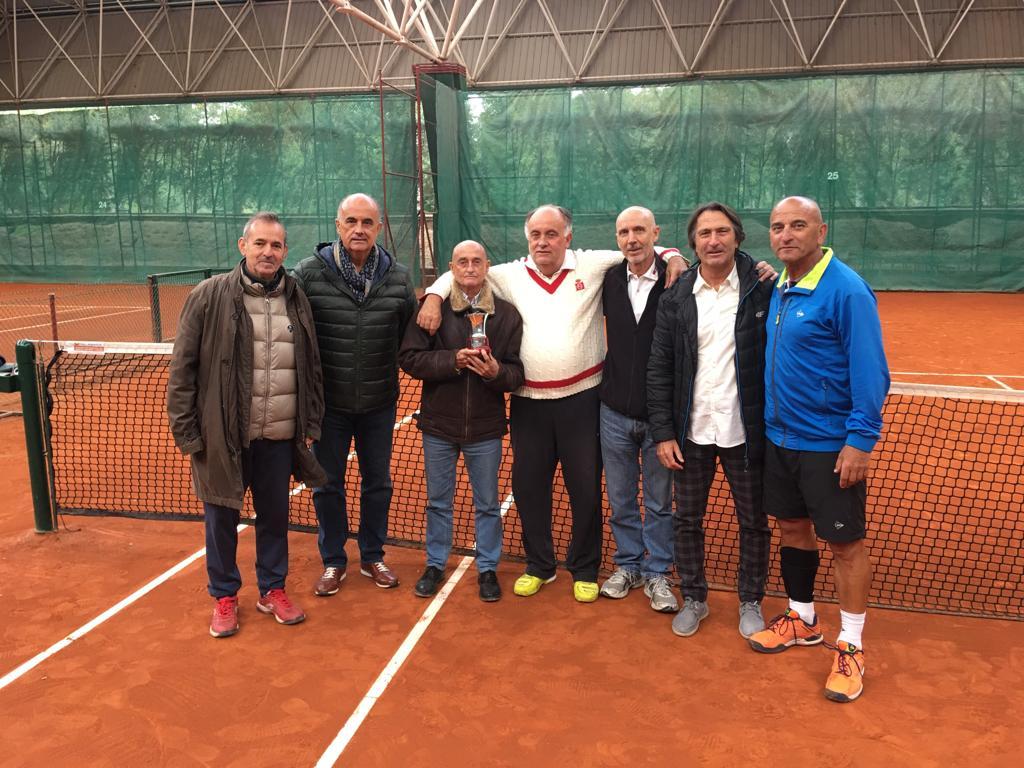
{"left": 422, "top": 432, "right": 503, "bottom": 572}
{"left": 312, "top": 405, "right": 396, "bottom": 569}
{"left": 599, "top": 402, "right": 674, "bottom": 576}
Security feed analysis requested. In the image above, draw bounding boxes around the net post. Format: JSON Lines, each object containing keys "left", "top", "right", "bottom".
{"left": 147, "top": 274, "right": 162, "bottom": 342}
{"left": 48, "top": 293, "right": 58, "bottom": 355}
{"left": 15, "top": 341, "right": 55, "bottom": 533}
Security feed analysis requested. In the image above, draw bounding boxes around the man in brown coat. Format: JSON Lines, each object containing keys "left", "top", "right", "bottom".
{"left": 399, "top": 240, "right": 524, "bottom": 601}
{"left": 168, "top": 211, "right": 326, "bottom": 638}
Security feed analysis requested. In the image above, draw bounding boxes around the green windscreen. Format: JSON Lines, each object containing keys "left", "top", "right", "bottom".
{"left": 0, "top": 94, "right": 418, "bottom": 282}
{"left": 457, "top": 69, "right": 1023, "bottom": 291}
{"left": 1, "top": 69, "right": 1022, "bottom": 290}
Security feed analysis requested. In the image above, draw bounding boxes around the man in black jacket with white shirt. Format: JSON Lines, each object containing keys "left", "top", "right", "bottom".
{"left": 647, "top": 202, "right": 773, "bottom": 640}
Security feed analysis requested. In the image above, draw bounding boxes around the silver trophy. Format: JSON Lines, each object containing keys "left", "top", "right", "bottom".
{"left": 468, "top": 312, "right": 490, "bottom": 353}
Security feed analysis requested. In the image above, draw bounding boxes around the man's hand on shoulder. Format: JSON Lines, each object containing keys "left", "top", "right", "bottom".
{"left": 755, "top": 261, "right": 778, "bottom": 283}
{"left": 659, "top": 248, "right": 689, "bottom": 289}
{"left": 417, "top": 295, "right": 443, "bottom": 335}
{"left": 834, "top": 445, "right": 871, "bottom": 488}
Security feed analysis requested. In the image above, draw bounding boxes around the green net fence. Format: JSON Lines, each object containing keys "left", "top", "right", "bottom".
{"left": 0, "top": 94, "right": 419, "bottom": 282}
{"left": 455, "top": 69, "right": 1024, "bottom": 290}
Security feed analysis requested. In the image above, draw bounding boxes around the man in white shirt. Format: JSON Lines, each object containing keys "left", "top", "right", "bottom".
{"left": 418, "top": 204, "right": 685, "bottom": 603}
{"left": 647, "top": 202, "right": 773, "bottom": 639}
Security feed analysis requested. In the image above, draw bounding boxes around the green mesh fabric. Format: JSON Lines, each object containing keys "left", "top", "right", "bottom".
{"left": 455, "top": 69, "right": 1023, "bottom": 290}
{"left": 0, "top": 95, "right": 418, "bottom": 282}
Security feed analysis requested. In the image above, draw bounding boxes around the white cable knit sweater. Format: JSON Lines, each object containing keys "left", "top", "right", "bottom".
{"left": 427, "top": 249, "right": 624, "bottom": 399}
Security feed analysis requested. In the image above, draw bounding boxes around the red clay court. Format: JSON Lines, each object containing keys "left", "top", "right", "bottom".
{"left": 0, "top": 290, "right": 1022, "bottom": 766}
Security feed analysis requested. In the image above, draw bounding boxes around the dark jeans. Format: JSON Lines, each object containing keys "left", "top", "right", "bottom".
{"left": 205, "top": 438, "right": 293, "bottom": 598}
{"left": 509, "top": 387, "right": 603, "bottom": 582}
{"left": 312, "top": 404, "right": 396, "bottom": 569}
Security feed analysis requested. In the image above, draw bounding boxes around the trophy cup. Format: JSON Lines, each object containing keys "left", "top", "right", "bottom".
{"left": 467, "top": 312, "right": 490, "bottom": 353}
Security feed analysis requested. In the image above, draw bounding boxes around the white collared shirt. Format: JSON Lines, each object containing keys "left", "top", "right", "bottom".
{"left": 687, "top": 263, "right": 745, "bottom": 448}
{"left": 626, "top": 260, "right": 659, "bottom": 323}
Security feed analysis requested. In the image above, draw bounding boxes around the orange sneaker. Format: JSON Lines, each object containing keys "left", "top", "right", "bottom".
{"left": 747, "top": 609, "right": 823, "bottom": 653}
{"left": 824, "top": 641, "right": 865, "bottom": 702}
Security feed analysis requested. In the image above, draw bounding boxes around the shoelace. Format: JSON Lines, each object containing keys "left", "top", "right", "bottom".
{"left": 264, "top": 589, "right": 292, "bottom": 608}
{"left": 214, "top": 598, "right": 237, "bottom": 618}
{"left": 824, "top": 641, "right": 864, "bottom": 677}
{"left": 322, "top": 567, "right": 341, "bottom": 580}
{"left": 648, "top": 577, "right": 672, "bottom": 597}
{"left": 765, "top": 612, "right": 799, "bottom": 637}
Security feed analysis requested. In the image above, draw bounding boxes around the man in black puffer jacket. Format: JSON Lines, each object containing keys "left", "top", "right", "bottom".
{"left": 293, "top": 193, "right": 417, "bottom": 595}
{"left": 647, "top": 202, "right": 773, "bottom": 641}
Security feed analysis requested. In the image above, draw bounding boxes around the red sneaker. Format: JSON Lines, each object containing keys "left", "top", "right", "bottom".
{"left": 256, "top": 588, "right": 306, "bottom": 625}
{"left": 210, "top": 596, "right": 239, "bottom": 638}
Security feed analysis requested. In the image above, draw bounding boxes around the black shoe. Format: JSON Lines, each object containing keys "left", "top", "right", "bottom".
{"left": 478, "top": 570, "right": 501, "bottom": 602}
{"left": 414, "top": 566, "right": 445, "bottom": 598}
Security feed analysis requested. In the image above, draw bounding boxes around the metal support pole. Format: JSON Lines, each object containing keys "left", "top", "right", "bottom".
{"left": 48, "top": 292, "right": 58, "bottom": 356}
{"left": 16, "top": 341, "right": 55, "bottom": 533}
{"left": 148, "top": 274, "right": 162, "bottom": 342}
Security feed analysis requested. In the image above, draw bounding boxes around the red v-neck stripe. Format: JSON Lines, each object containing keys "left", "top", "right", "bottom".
{"left": 525, "top": 265, "right": 571, "bottom": 294}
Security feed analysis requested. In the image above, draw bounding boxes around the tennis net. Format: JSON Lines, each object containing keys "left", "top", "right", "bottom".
{"left": 24, "top": 340, "right": 1024, "bottom": 619}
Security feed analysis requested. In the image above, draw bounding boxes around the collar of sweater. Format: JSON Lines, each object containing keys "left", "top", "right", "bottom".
{"left": 450, "top": 280, "right": 495, "bottom": 314}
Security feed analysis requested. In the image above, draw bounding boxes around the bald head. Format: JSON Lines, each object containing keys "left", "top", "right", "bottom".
{"left": 336, "top": 193, "right": 383, "bottom": 263}
{"left": 769, "top": 195, "right": 828, "bottom": 280}
{"left": 772, "top": 196, "right": 823, "bottom": 224}
{"left": 615, "top": 205, "right": 660, "bottom": 274}
{"left": 337, "top": 193, "right": 380, "bottom": 220}
{"left": 450, "top": 239, "right": 489, "bottom": 296}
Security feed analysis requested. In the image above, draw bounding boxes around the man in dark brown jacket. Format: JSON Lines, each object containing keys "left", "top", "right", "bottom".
{"left": 168, "top": 211, "right": 326, "bottom": 639}
{"left": 398, "top": 240, "right": 524, "bottom": 602}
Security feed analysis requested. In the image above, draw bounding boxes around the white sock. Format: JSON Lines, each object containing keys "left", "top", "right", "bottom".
{"left": 838, "top": 610, "right": 866, "bottom": 648}
{"left": 788, "top": 599, "right": 816, "bottom": 625}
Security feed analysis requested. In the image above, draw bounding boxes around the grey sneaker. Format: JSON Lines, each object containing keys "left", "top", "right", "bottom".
{"left": 671, "top": 597, "right": 709, "bottom": 637}
{"left": 599, "top": 568, "right": 643, "bottom": 599}
{"left": 738, "top": 601, "right": 765, "bottom": 639}
{"left": 644, "top": 575, "right": 679, "bottom": 613}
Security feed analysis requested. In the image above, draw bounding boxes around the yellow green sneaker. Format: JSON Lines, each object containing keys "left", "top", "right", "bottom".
{"left": 513, "top": 573, "right": 556, "bottom": 596}
{"left": 573, "top": 581, "right": 599, "bottom": 603}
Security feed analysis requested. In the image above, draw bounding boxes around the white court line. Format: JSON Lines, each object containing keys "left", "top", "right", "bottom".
{"left": 0, "top": 523, "right": 251, "bottom": 692}
{"left": 5, "top": 307, "right": 150, "bottom": 333}
{"left": 987, "top": 376, "right": 1014, "bottom": 391}
{"left": 0, "top": 419, "right": 401, "bottom": 692}
{"left": 315, "top": 491, "right": 516, "bottom": 767}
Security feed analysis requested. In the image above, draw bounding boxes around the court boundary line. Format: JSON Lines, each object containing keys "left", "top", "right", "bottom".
{"left": 315, "top": 491, "right": 516, "bottom": 767}
{"left": 0, "top": 410, "right": 419, "bottom": 694}
{"left": 0, "top": 523, "right": 251, "bottom": 692}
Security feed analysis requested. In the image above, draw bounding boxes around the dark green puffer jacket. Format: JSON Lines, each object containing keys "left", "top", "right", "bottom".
{"left": 292, "top": 242, "right": 418, "bottom": 414}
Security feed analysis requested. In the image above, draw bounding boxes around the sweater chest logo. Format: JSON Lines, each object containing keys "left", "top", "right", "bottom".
{"left": 575, "top": 279, "right": 585, "bottom": 291}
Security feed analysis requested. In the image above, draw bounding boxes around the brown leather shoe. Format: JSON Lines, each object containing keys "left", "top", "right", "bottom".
{"left": 314, "top": 566, "right": 345, "bottom": 596}
{"left": 360, "top": 561, "right": 399, "bottom": 588}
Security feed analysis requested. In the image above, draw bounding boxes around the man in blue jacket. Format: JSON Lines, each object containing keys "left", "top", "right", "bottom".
{"left": 747, "top": 196, "right": 889, "bottom": 704}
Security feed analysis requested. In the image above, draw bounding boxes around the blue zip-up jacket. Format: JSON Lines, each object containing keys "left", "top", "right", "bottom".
{"left": 765, "top": 248, "right": 889, "bottom": 453}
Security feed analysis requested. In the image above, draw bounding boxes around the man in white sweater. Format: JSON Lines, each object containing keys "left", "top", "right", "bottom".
{"left": 418, "top": 205, "right": 684, "bottom": 602}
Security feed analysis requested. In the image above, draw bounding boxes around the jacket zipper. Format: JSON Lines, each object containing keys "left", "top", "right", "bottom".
{"left": 262, "top": 293, "right": 272, "bottom": 436}
{"left": 733, "top": 277, "right": 758, "bottom": 469}
{"left": 770, "top": 288, "right": 793, "bottom": 445}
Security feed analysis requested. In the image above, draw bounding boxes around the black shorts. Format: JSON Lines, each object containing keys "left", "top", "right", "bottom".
{"left": 763, "top": 441, "right": 866, "bottom": 543}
